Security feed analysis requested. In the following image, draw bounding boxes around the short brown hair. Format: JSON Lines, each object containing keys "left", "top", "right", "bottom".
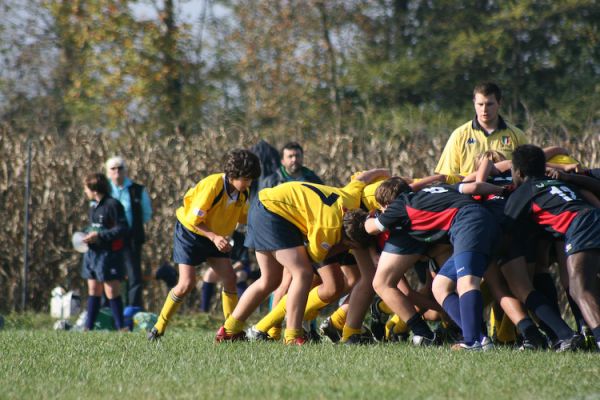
{"left": 281, "top": 142, "right": 304, "bottom": 157}
{"left": 223, "top": 149, "right": 261, "bottom": 179}
{"left": 342, "top": 209, "right": 374, "bottom": 248}
{"left": 375, "top": 177, "right": 410, "bottom": 207}
{"left": 84, "top": 173, "right": 111, "bottom": 195}
{"left": 473, "top": 82, "right": 502, "bottom": 102}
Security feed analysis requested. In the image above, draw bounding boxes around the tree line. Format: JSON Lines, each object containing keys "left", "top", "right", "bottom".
{"left": 1, "top": 0, "right": 598, "bottom": 137}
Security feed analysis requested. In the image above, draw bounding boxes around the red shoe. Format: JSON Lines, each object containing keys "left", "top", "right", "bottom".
{"left": 284, "top": 336, "right": 308, "bottom": 345}
{"left": 215, "top": 326, "right": 247, "bottom": 342}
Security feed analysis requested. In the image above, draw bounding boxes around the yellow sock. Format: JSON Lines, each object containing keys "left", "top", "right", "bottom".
{"left": 221, "top": 290, "right": 238, "bottom": 319}
{"left": 223, "top": 315, "right": 245, "bottom": 334}
{"left": 330, "top": 307, "right": 347, "bottom": 331}
{"left": 268, "top": 326, "right": 282, "bottom": 341}
{"left": 489, "top": 307, "right": 501, "bottom": 339}
{"left": 255, "top": 295, "right": 287, "bottom": 333}
{"left": 497, "top": 314, "right": 517, "bottom": 343}
{"left": 284, "top": 328, "right": 304, "bottom": 344}
{"left": 379, "top": 300, "right": 393, "bottom": 315}
{"left": 341, "top": 325, "right": 363, "bottom": 342}
{"left": 303, "top": 287, "right": 329, "bottom": 320}
{"left": 154, "top": 289, "right": 183, "bottom": 334}
{"left": 385, "top": 314, "right": 409, "bottom": 338}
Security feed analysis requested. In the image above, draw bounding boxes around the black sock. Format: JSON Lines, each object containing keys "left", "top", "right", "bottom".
{"left": 533, "top": 273, "right": 560, "bottom": 313}
{"left": 407, "top": 313, "right": 433, "bottom": 339}
{"left": 109, "top": 296, "right": 125, "bottom": 330}
{"left": 85, "top": 296, "right": 101, "bottom": 330}
{"left": 591, "top": 326, "right": 600, "bottom": 344}
{"left": 517, "top": 317, "right": 545, "bottom": 343}
{"left": 525, "top": 291, "right": 573, "bottom": 341}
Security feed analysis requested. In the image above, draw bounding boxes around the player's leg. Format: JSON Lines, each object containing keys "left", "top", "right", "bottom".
{"left": 200, "top": 267, "right": 218, "bottom": 313}
{"left": 208, "top": 257, "right": 238, "bottom": 319}
{"left": 85, "top": 279, "right": 103, "bottom": 331}
{"left": 222, "top": 250, "right": 284, "bottom": 338}
{"left": 373, "top": 252, "right": 435, "bottom": 344}
{"left": 273, "top": 247, "right": 314, "bottom": 344}
{"left": 104, "top": 279, "right": 125, "bottom": 330}
{"left": 152, "top": 263, "right": 196, "bottom": 338}
{"left": 567, "top": 250, "right": 600, "bottom": 349}
{"left": 342, "top": 247, "right": 376, "bottom": 343}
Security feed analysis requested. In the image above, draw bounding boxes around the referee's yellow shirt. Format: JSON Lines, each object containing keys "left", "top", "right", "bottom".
{"left": 435, "top": 117, "right": 526, "bottom": 176}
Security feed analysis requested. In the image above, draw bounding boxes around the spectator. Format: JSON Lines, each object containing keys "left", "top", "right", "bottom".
{"left": 106, "top": 156, "right": 152, "bottom": 309}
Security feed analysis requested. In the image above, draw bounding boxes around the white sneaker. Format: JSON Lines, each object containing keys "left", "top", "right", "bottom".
{"left": 412, "top": 333, "right": 438, "bottom": 346}
{"left": 246, "top": 326, "right": 270, "bottom": 341}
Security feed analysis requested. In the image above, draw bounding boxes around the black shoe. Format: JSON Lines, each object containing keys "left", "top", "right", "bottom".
{"left": 319, "top": 317, "right": 341, "bottom": 343}
{"left": 246, "top": 326, "right": 273, "bottom": 341}
{"left": 308, "top": 328, "right": 322, "bottom": 343}
{"left": 555, "top": 333, "right": 584, "bottom": 352}
{"left": 387, "top": 325, "right": 410, "bottom": 343}
{"left": 370, "top": 296, "right": 388, "bottom": 341}
{"left": 519, "top": 329, "right": 549, "bottom": 351}
{"left": 343, "top": 329, "right": 376, "bottom": 345}
{"left": 147, "top": 327, "right": 163, "bottom": 342}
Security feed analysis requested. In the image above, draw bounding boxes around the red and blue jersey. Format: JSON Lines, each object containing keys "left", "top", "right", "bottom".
{"left": 376, "top": 184, "right": 476, "bottom": 242}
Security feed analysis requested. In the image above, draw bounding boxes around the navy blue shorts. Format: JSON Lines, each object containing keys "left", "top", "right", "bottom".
{"left": 322, "top": 251, "right": 357, "bottom": 267}
{"left": 437, "top": 251, "right": 488, "bottom": 281}
{"left": 565, "top": 209, "right": 600, "bottom": 255}
{"left": 172, "top": 220, "right": 229, "bottom": 266}
{"left": 382, "top": 230, "right": 429, "bottom": 255}
{"left": 244, "top": 200, "right": 305, "bottom": 252}
{"left": 82, "top": 250, "right": 125, "bottom": 282}
{"left": 449, "top": 204, "right": 500, "bottom": 256}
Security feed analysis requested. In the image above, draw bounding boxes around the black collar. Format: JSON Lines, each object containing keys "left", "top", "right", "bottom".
{"left": 472, "top": 115, "right": 508, "bottom": 135}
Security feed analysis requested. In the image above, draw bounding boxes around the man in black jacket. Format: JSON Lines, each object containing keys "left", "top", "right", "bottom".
{"left": 259, "top": 142, "right": 323, "bottom": 190}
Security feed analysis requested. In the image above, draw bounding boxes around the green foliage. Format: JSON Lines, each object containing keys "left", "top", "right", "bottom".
{"left": 1, "top": 323, "right": 599, "bottom": 399}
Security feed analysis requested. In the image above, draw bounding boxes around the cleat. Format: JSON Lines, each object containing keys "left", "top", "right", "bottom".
{"left": 554, "top": 333, "right": 584, "bottom": 353}
{"left": 215, "top": 326, "right": 247, "bottom": 342}
{"left": 480, "top": 336, "right": 494, "bottom": 351}
{"left": 246, "top": 326, "right": 272, "bottom": 341}
{"left": 285, "top": 336, "right": 308, "bottom": 345}
{"left": 343, "top": 329, "right": 376, "bottom": 345}
{"left": 370, "top": 297, "right": 388, "bottom": 341}
{"left": 519, "top": 332, "right": 548, "bottom": 351}
{"left": 320, "top": 317, "right": 341, "bottom": 343}
{"left": 147, "top": 327, "right": 163, "bottom": 342}
{"left": 412, "top": 332, "right": 439, "bottom": 347}
{"left": 307, "top": 328, "right": 322, "bottom": 343}
{"left": 451, "top": 341, "right": 484, "bottom": 351}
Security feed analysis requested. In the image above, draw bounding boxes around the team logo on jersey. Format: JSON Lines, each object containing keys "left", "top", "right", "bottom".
{"left": 320, "top": 242, "right": 331, "bottom": 251}
{"left": 467, "top": 138, "right": 476, "bottom": 144}
{"left": 501, "top": 136, "right": 511, "bottom": 145}
{"left": 193, "top": 208, "right": 206, "bottom": 217}
{"left": 565, "top": 243, "right": 572, "bottom": 252}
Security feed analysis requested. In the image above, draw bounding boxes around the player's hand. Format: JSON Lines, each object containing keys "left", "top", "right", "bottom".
{"left": 546, "top": 168, "right": 564, "bottom": 180}
{"left": 212, "top": 235, "right": 232, "bottom": 253}
{"left": 83, "top": 231, "right": 99, "bottom": 244}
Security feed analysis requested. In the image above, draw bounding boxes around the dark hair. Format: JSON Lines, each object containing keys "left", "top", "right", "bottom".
{"left": 473, "top": 82, "right": 502, "bottom": 102}
{"left": 281, "top": 142, "right": 304, "bottom": 157}
{"left": 224, "top": 149, "right": 261, "bottom": 179}
{"left": 375, "top": 177, "right": 411, "bottom": 207}
{"left": 512, "top": 145, "right": 546, "bottom": 178}
{"left": 84, "top": 173, "right": 111, "bottom": 195}
{"left": 342, "top": 209, "right": 374, "bottom": 248}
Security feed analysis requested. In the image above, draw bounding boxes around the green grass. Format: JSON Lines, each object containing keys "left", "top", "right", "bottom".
{"left": 1, "top": 314, "right": 599, "bottom": 400}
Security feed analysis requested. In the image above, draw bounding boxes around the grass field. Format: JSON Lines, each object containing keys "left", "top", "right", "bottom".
{"left": 1, "top": 313, "right": 599, "bottom": 400}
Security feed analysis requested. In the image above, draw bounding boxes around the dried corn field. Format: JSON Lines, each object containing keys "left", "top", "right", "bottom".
{"left": 1, "top": 124, "right": 598, "bottom": 312}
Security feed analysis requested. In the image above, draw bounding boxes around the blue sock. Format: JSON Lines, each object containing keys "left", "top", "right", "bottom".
{"left": 525, "top": 290, "right": 572, "bottom": 341}
{"left": 407, "top": 313, "right": 433, "bottom": 339}
{"left": 200, "top": 282, "right": 215, "bottom": 312}
{"left": 85, "top": 296, "right": 101, "bottom": 331}
{"left": 459, "top": 290, "right": 483, "bottom": 345}
{"left": 109, "top": 296, "right": 125, "bottom": 330}
{"left": 236, "top": 281, "right": 247, "bottom": 297}
{"left": 442, "top": 293, "right": 461, "bottom": 329}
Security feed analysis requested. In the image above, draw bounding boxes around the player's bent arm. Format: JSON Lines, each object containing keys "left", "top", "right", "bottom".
{"left": 354, "top": 168, "right": 391, "bottom": 184}
{"left": 365, "top": 217, "right": 385, "bottom": 235}
{"left": 458, "top": 181, "right": 504, "bottom": 196}
{"left": 410, "top": 174, "right": 446, "bottom": 191}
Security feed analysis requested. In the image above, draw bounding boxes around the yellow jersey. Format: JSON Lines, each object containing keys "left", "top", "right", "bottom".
{"left": 435, "top": 117, "right": 527, "bottom": 176}
{"left": 361, "top": 180, "right": 384, "bottom": 212}
{"left": 176, "top": 173, "right": 249, "bottom": 237}
{"left": 258, "top": 181, "right": 366, "bottom": 262}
